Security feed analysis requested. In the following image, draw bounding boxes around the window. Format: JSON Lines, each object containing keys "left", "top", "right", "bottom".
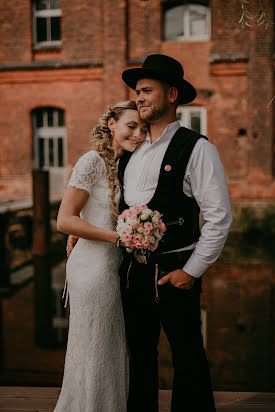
{"left": 33, "top": 107, "right": 66, "bottom": 169}
{"left": 33, "top": 0, "right": 62, "bottom": 48}
{"left": 164, "top": 3, "right": 210, "bottom": 41}
{"left": 176, "top": 106, "right": 207, "bottom": 135}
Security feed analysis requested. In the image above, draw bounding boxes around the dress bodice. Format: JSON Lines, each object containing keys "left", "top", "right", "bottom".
{"left": 68, "top": 150, "right": 119, "bottom": 230}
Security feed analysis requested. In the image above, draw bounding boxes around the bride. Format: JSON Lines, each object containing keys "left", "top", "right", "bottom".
{"left": 54, "top": 101, "right": 148, "bottom": 412}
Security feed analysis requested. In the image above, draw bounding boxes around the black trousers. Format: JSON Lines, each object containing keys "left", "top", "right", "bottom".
{"left": 120, "top": 250, "right": 216, "bottom": 412}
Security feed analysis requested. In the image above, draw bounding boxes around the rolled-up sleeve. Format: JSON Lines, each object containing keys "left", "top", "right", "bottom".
{"left": 183, "top": 139, "right": 233, "bottom": 278}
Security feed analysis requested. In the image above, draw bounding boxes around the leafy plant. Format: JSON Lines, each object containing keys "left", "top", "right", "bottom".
{"left": 233, "top": 0, "right": 272, "bottom": 29}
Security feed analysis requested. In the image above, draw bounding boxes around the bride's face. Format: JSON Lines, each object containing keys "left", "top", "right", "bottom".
{"left": 108, "top": 109, "right": 148, "bottom": 154}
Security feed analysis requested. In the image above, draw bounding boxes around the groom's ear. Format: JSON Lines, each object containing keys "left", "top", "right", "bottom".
{"left": 168, "top": 86, "right": 178, "bottom": 104}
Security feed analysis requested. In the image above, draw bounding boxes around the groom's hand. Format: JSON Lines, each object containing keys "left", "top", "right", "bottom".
{"left": 66, "top": 235, "right": 79, "bottom": 257}
{"left": 158, "top": 269, "right": 195, "bottom": 290}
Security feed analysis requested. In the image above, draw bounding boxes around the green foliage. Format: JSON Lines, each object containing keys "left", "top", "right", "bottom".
{"left": 237, "top": 205, "right": 275, "bottom": 239}
{"left": 233, "top": 0, "right": 272, "bottom": 29}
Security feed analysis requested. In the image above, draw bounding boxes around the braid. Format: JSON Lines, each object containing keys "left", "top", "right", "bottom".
{"left": 91, "top": 101, "right": 137, "bottom": 221}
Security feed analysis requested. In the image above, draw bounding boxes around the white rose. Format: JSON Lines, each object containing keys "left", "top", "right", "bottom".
{"left": 152, "top": 215, "right": 159, "bottom": 224}
{"left": 149, "top": 236, "right": 156, "bottom": 243}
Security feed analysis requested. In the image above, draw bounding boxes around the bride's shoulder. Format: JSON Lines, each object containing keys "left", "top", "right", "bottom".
{"left": 69, "top": 150, "right": 106, "bottom": 192}
{"left": 79, "top": 149, "right": 103, "bottom": 162}
{"left": 75, "top": 150, "right": 105, "bottom": 170}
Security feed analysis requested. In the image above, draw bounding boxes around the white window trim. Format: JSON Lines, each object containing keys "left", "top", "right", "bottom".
{"left": 164, "top": 3, "right": 211, "bottom": 42}
{"left": 32, "top": 1, "right": 62, "bottom": 47}
{"left": 33, "top": 110, "right": 67, "bottom": 169}
{"left": 177, "top": 106, "right": 207, "bottom": 135}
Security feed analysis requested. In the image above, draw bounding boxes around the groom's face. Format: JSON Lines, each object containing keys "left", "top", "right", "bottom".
{"left": 135, "top": 78, "right": 170, "bottom": 123}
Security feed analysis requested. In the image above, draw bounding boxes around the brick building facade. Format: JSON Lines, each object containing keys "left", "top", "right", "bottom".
{"left": 0, "top": 0, "right": 274, "bottom": 205}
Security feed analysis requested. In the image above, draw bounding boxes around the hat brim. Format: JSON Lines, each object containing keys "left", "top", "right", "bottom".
{"left": 122, "top": 68, "right": 196, "bottom": 104}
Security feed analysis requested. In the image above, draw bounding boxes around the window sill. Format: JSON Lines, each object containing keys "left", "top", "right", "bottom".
{"left": 164, "top": 37, "right": 210, "bottom": 43}
{"left": 33, "top": 41, "right": 62, "bottom": 51}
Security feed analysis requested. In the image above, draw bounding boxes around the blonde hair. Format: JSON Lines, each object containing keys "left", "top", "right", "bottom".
{"left": 91, "top": 100, "right": 138, "bottom": 221}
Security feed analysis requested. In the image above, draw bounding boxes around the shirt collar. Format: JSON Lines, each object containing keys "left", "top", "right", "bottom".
{"left": 145, "top": 120, "right": 181, "bottom": 145}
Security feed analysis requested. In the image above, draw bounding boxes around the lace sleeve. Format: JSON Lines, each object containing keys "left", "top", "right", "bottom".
{"left": 68, "top": 150, "right": 106, "bottom": 195}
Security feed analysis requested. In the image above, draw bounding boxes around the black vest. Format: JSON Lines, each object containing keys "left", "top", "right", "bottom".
{"left": 118, "top": 127, "right": 207, "bottom": 254}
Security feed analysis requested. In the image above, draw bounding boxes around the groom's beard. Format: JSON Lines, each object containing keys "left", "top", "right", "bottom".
{"left": 139, "top": 99, "right": 170, "bottom": 123}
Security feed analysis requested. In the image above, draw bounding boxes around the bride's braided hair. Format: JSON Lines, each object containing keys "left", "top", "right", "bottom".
{"left": 91, "top": 100, "right": 137, "bottom": 221}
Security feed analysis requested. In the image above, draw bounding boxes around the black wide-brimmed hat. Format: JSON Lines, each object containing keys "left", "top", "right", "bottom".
{"left": 122, "top": 54, "right": 196, "bottom": 104}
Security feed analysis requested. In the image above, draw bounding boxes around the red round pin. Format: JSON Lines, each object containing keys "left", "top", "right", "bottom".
{"left": 164, "top": 165, "right": 171, "bottom": 171}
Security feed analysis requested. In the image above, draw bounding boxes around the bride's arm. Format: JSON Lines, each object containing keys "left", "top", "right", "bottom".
{"left": 57, "top": 186, "right": 118, "bottom": 244}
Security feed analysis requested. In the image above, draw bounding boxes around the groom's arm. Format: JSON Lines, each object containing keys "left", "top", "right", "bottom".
{"left": 182, "top": 140, "right": 233, "bottom": 278}
{"left": 159, "top": 139, "right": 232, "bottom": 289}
{"left": 66, "top": 235, "right": 79, "bottom": 257}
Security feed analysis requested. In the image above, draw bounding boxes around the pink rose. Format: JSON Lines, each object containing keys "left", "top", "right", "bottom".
{"left": 135, "top": 242, "right": 142, "bottom": 249}
{"left": 120, "top": 210, "right": 127, "bottom": 219}
{"left": 142, "top": 239, "right": 150, "bottom": 247}
{"left": 154, "top": 211, "right": 161, "bottom": 218}
{"left": 143, "top": 229, "right": 151, "bottom": 235}
{"left": 149, "top": 241, "right": 159, "bottom": 252}
{"left": 134, "top": 206, "right": 141, "bottom": 214}
{"left": 154, "top": 229, "right": 161, "bottom": 239}
{"left": 124, "top": 226, "right": 132, "bottom": 234}
{"left": 131, "top": 218, "right": 139, "bottom": 228}
{"left": 141, "top": 205, "right": 147, "bottom": 210}
{"left": 123, "top": 234, "right": 132, "bottom": 242}
{"left": 127, "top": 209, "right": 135, "bottom": 217}
{"left": 135, "top": 236, "right": 142, "bottom": 243}
{"left": 161, "top": 221, "right": 166, "bottom": 231}
{"left": 130, "top": 240, "right": 136, "bottom": 247}
{"left": 137, "top": 227, "right": 144, "bottom": 234}
{"left": 144, "top": 222, "right": 153, "bottom": 230}
{"left": 157, "top": 220, "right": 163, "bottom": 229}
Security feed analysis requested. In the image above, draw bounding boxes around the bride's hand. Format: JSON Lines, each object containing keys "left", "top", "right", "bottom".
{"left": 119, "top": 241, "right": 134, "bottom": 250}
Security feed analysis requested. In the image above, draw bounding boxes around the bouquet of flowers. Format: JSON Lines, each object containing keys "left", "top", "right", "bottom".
{"left": 116, "top": 205, "right": 166, "bottom": 264}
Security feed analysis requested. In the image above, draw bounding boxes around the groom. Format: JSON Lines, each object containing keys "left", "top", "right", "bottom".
{"left": 118, "top": 54, "right": 233, "bottom": 412}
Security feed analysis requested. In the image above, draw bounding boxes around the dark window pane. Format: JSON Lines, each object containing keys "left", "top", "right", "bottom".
{"left": 58, "top": 138, "right": 64, "bottom": 166}
{"left": 38, "top": 138, "right": 44, "bottom": 168}
{"left": 176, "top": 111, "right": 182, "bottom": 121}
{"left": 36, "top": 110, "right": 43, "bottom": 128}
{"left": 37, "top": 17, "right": 47, "bottom": 42}
{"left": 164, "top": 5, "right": 184, "bottom": 40}
{"left": 47, "top": 109, "right": 53, "bottom": 127}
{"left": 50, "top": 0, "right": 60, "bottom": 9}
{"left": 36, "top": 0, "right": 49, "bottom": 11}
{"left": 49, "top": 138, "right": 54, "bottom": 166}
{"left": 191, "top": 112, "right": 201, "bottom": 133}
{"left": 51, "top": 17, "right": 60, "bottom": 41}
{"left": 58, "top": 109, "right": 64, "bottom": 126}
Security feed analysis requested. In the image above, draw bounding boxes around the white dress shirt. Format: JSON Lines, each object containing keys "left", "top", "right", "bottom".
{"left": 123, "top": 120, "right": 233, "bottom": 278}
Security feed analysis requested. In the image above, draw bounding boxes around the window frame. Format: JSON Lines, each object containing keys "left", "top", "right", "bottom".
{"left": 176, "top": 105, "right": 207, "bottom": 135}
{"left": 32, "top": 107, "right": 67, "bottom": 170}
{"left": 163, "top": 2, "right": 211, "bottom": 42}
{"left": 32, "top": 0, "right": 62, "bottom": 49}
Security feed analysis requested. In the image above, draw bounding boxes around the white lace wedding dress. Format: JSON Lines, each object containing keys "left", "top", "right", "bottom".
{"left": 54, "top": 150, "right": 128, "bottom": 412}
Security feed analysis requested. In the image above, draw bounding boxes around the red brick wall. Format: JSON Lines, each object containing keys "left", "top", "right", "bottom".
{"left": 62, "top": 0, "right": 103, "bottom": 62}
{"left": 0, "top": 67, "right": 103, "bottom": 202}
{"left": 0, "top": 0, "right": 275, "bottom": 202}
{"left": 0, "top": 0, "right": 32, "bottom": 64}
{"left": 211, "top": 0, "right": 249, "bottom": 56}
